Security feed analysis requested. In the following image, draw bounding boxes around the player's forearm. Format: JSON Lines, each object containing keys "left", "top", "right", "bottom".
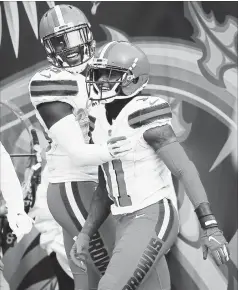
{"left": 158, "top": 143, "right": 221, "bottom": 229}
{"left": 157, "top": 142, "right": 209, "bottom": 208}
{"left": 69, "top": 143, "right": 112, "bottom": 167}
{"left": 81, "top": 185, "right": 112, "bottom": 238}
{"left": 50, "top": 115, "right": 112, "bottom": 166}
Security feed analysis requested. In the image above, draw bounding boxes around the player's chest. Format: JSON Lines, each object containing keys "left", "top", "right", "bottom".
{"left": 89, "top": 106, "right": 154, "bottom": 162}
{"left": 90, "top": 106, "right": 137, "bottom": 143}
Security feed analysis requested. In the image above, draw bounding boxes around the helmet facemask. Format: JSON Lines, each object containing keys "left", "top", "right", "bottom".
{"left": 42, "top": 24, "right": 95, "bottom": 72}
{"left": 86, "top": 60, "right": 139, "bottom": 104}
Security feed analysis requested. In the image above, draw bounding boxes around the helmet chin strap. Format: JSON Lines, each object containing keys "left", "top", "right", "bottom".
{"left": 67, "top": 55, "right": 94, "bottom": 74}
{"left": 50, "top": 54, "right": 93, "bottom": 74}
{"left": 93, "top": 82, "right": 120, "bottom": 102}
{"left": 99, "top": 79, "right": 149, "bottom": 103}
{"left": 66, "top": 62, "right": 88, "bottom": 74}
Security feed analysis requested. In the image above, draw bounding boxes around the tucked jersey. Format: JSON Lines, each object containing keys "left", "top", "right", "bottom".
{"left": 89, "top": 96, "right": 178, "bottom": 215}
{"left": 29, "top": 66, "right": 98, "bottom": 183}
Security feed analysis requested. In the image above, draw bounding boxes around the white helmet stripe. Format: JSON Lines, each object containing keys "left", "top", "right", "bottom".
{"left": 99, "top": 41, "right": 117, "bottom": 59}
{"left": 55, "top": 5, "right": 65, "bottom": 26}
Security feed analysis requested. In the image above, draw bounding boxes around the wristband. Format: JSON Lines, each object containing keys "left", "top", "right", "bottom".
{"left": 195, "top": 202, "right": 218, "bottom": 229}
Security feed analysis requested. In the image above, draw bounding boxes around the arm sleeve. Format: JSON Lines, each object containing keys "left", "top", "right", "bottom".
{"left": 157, "top": 142, "right": 209, "bottom": 208}
{"left": 0, "top": 143, "right": 25, "bottom": 213}
{"left": 49, "top": 114, "right": 113, "bottom": 166}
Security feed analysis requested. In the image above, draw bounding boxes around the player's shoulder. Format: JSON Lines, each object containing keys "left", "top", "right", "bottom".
{"left": 30, "top": 66, "right": 71, "bottom": 82}
{"left": 129, "top": 95, "right": 170, "bottom": 110}
{"left": 29, "top": 66, "right": 84, "bottom": 99}
{"left": 127, "top": 95, "right": 172, "bottom": 128}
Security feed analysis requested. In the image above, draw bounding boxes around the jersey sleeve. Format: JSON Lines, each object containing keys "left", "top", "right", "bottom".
{"left": 128, "top": 96, "right": 172, "bottom": 130}
{"left": 29, "top": 68, "right": 79, "bottom": 108}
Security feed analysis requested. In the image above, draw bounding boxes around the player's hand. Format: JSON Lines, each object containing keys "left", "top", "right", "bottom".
{"left": 70, "top": 233, "right": 90, "bottom": 271}
{"left": 107, "top": 136, "right": 132, "bottom": 158}
{"left": 7, "top": 211, "right": 34, "bottom": 242}
{"left": 201, "top": 227, "right": 230, "bottom": 266}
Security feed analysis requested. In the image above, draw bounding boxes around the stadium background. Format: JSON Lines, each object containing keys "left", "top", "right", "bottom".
{"left": 0, "top": 1, "right": 237, "bottom": 290}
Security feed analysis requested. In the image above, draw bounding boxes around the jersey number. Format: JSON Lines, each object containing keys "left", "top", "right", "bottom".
{"left": 103, "top": 160, "right": 132, "bottom": 207}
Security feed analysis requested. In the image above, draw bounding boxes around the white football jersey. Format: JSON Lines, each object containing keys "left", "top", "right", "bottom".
{"left": 29, "top": 66, "right": 98, "bottom": 183}
{"left": 89, "top": 96, "right": 178, "bottom": 215}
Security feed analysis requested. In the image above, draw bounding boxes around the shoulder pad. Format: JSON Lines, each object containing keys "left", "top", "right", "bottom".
{"left": 39, "top": 66, "right": 62, "bottom": 78}
{"left": 128, "top": 96, "right": 172, "bottom": 128}
{"left": 33, "top": 66, "right": 63, "bottom": 80}
{"left": 29, "top": 68, "right": 79, "bottom": 98}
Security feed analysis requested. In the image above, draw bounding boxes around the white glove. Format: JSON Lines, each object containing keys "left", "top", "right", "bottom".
{"left": 7, "top": 210, "right": 34, "bottom": 243}
{"left": 107, "top": 136, "right": 132, "bottom": 158}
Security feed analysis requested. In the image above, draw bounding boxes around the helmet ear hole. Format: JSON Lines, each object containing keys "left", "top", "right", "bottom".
{"left": 121, "top": 75, "right": 148, "bottom": 96}
{"left": 132, "top": 77, "right": 139, "bottom": 84}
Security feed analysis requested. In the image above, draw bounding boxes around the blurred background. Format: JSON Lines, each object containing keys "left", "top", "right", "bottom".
{"left": 0, "top": 1, "right": 237, "bottom": 290}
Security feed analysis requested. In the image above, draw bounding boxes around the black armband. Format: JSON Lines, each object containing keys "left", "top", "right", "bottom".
{"left": 195, "top": 202, "right": 218, "bottom": 229}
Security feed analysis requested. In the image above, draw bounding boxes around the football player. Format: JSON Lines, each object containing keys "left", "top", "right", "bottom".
{"left": 0, "top": 142, "right": 33, "bottom": 242}
{"left": 0, "top": 142, "right": 33, "bottom": 286}
{"left": 71, "top": 41, "right": 230, "bottom": 290}
{"left": 29, "top": 6, "right": 131, "bottom": 290}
